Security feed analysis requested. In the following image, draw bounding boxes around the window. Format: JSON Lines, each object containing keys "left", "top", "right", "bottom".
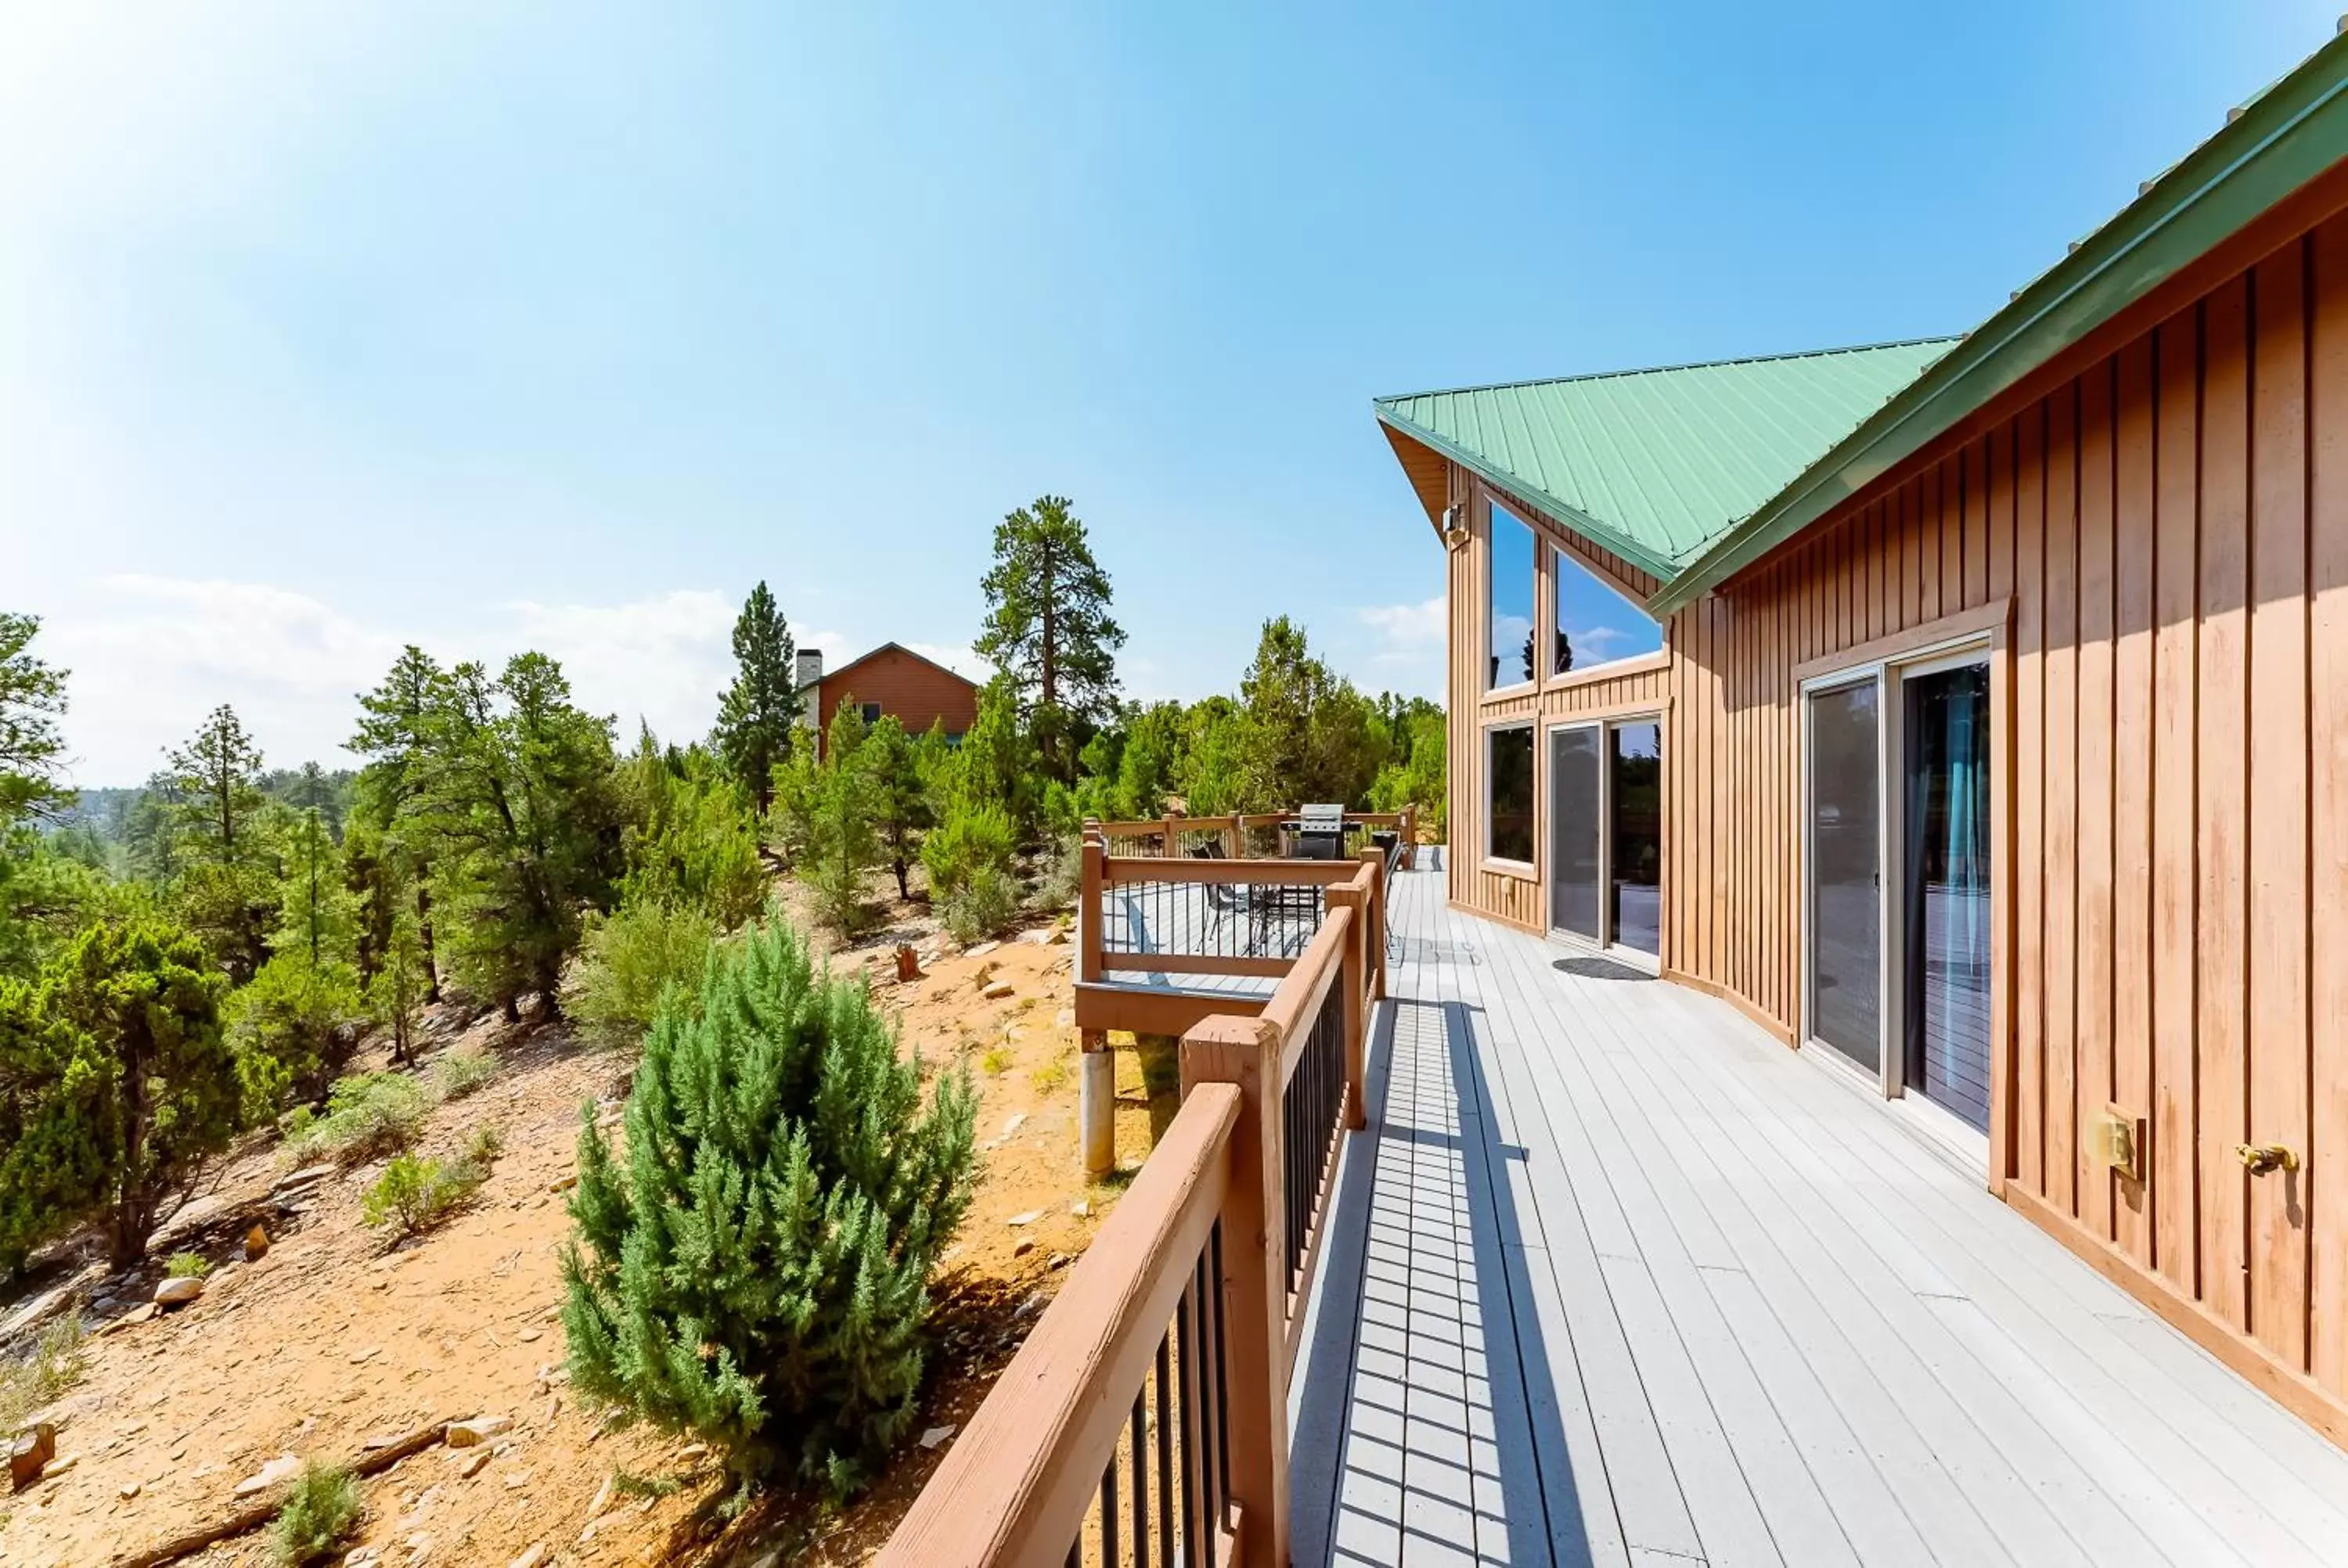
{"left": 1552, "top": 544, "right": 1662, "bottom": 676}
{"left": 859, "top": 702, "right": 882, "bottom": 724}
{"left": 1488, "top": 502, "right": 1537, "bottom": 691}
{"left": 1486, "top": 725, "right": 1535, "bottom": 865}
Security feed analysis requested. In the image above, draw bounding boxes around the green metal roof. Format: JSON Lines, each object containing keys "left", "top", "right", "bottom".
{"left": 1373, "top": 339, "right": 1957, "bottom": 582}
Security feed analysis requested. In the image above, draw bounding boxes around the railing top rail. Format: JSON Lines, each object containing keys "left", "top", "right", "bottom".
{"left": 875, "top": 1083, "right": 1241, "bottom": 1568}
{"left": 1085, "top": 808, "right": 1406, "bottom": 838}
{"left": 1100, "top": 855, "right": 1369, "bottom": 888}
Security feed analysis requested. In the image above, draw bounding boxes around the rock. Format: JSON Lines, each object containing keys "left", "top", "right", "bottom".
{"left": 546, "top": 1176, "right": 577, "bottom": 1194}
{"left": 1000, "top": 1113, "right": 1027, "bottom": 1138}
{"left": 507, "top": 1548, "right": 546, "bottom": 1568}
{"left": 1023, "top": 927, "right": 1054, "bottom": 945}
{"left": 244, "top": 1224, "right": 271, "bottom": 1261}
{"left": 119, "top": 1480, "right": 141, "bottom": 1499}
{"left": 445, "top": 1415, "right": 510, "bottom": 1448}
{"left": 10, "top": 1422, "right": 56, "bottom": 1491}
{"left": 981, "top": 979, "right": 1015, "bottom": 1000}
{"left": 349, "top": 1346, "right": 381, "bottom": 1365}
{"left": 457, "top": 1449, "right": 491, "bottom": 1479}
{"left": 232, "top": 1453, "right": 300, "bottom": 1498}
{"left": 918, "top": 1424, "right": 956, "bottom": 1450}
{"left": 966, "top": 940, "right": 999, "bottom": 958}
{"left": 1049, "top": 1252, "right": 1074, "bottom": 1270}
{"left": 895, "top": 944, "right": 922, "bottom": 982}
{"left": 274, "top": 1162, "right": 331, "bottom": 1192}
{"left": 1048, "top": 926, "right": 1069, "bottom": 945}
{"left": 1006, "top": 1210, "right": 1043, "bottom": 1228}
{"left": 585, "top": 1474, "right": 614, "bottom": 1519}
{"left": 39, "top": 1451, "right": 77, "bottom": 1481}
{"left": 1054, "top": 1008, "right": 1075, "bottom": 1028}
{"left": 1012, "top": 1239, "right": 1035, "bottom": 1258}
{"left": 0, "top": 1283, "right": 77, "bottom": 1340}
{"left": 517, "top": 1327, "right": 542, "bottom": 1343}
{"left": 1070, "top": 1198, "right": 1092, "bottom": 1219}
{"left": 676, "top": 1442, "right": 709, "bottom": 1463}
{"left": 153, "top": 1275, "right": 203, "bottom": 1307}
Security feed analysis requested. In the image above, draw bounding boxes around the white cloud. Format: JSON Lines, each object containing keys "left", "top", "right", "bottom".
{"left": 1569, "top": 624, "right": 1630, "bottom": 648}
{"left": 1352, "top": 594, "right": 1447, "bottom": 698}
{"left": 41, "top": 575, "right": 978, "bottom": 786}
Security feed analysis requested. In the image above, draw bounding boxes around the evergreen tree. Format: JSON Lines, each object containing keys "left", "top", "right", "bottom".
{"left": 614, "top": 731, "right": 766, "bottom": 930}
{"left": 711, "top": 582, "right": 801, "bottom": 813}
{"left": 366, "top": 907, "right": 433, "bottom": 1066}
{"left": 859, "top": 716, "right": 931, "bottom": 901}
{"left": 782, "top": 705, "right": 882, "bottom": 936}
{"left": 972, "top": 495, "right": 1124, "bottom": 784}
{"left": 0, "top": 613, "right": 68, "bottom": 829}
{"left": 350, "top": 646, "right": 452, "bottom": 1002}
{"left": 163, "top": 706, "right": 278, "bottom": 982}
{"left": 560, "top": 915, "right": 976, "bottom": 1494}
{"left": 231, "top": 807, "right": 366, "bottom": 1113}
{"left": 13, "top": 916, "right": 240, "bottom": 1267}
{"left": 1231, "top": 617, "right": 1389, "bottom": 811}
{"left": 426, "top": 654, "right": 625, "bottom": 1020}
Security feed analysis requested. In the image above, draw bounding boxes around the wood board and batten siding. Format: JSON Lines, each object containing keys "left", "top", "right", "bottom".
{"left": 1438, "top": 207, "right": 2348, "bottom": 1444}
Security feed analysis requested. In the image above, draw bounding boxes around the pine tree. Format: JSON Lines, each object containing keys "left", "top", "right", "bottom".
{"left": 1232, "top": 617, "right": 1389, "bottom": 810}
{"left": 12, "top": 916, "right": 240, "bottom": 1268}
{"left": 973, "top": 495, "right": 1124, "bottom": 784}
{"left": 231, "top": 807, "right": 366, "bottom": 1113}
{"left": 560, "top": 915, "right": 976, "bottom": 1494}
{"left": 0, "top": 612, "right": 68, "bottom": 829}
{"left": 164, "top": 706, "right": 277, "bottom": 981}
{"left": 711, "top": 583, "right": 801, "bottom": 813}
{"left": 366, "top": 908, "right": 433, "bottom": 1066}
{"left": 425, "top": 655, "right": 625, "bottom": 1019}
{"left": 859, "top": 717, "right": 931, "bottom": 901}
{"left": 350, "top": 646, "right": 452, "bottom": 1002}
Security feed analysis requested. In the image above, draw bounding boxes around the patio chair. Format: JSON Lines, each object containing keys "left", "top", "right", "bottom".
{"left": 1190, "top": 841, "right": 1248, "bottom": 955}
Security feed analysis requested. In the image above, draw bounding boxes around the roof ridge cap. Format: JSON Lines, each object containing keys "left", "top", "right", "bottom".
{"left": 1371, "top": 335, "right": 1961, "bottom": 408}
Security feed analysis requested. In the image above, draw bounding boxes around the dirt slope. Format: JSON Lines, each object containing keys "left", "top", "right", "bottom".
{"left": 1, "top": 919, "right": 1169, "bottom": 1568}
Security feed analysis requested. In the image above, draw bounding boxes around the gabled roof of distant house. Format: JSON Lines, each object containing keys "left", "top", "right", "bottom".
{"left": 815, "top": 642, "right": 981, "bottom": 694}
{"left": 1377, "top": 27, "right": 2348, "bottom": 615}
{"left": 1374, "top": 339, "right": 1957, "bottom": 582}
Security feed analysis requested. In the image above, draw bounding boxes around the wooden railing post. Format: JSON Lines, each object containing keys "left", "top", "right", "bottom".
{"left": 1079, "top": 825, "right": 1115, "bottom": 1176}
{"left": 1328, "top": 878, "right": 1369, "bottom": 1135}
{"left": 1401, "top": 802, "right": 1418, "bottom": 870}
{"left": 1179, "top": 1015, "right": 1291, "bottom": 1566}
{"left": 1358, "top": 846, "right": 1387, "bottom": 1006}
{"left": 1223, "top": 813, "right": 1241, "bottom": 861}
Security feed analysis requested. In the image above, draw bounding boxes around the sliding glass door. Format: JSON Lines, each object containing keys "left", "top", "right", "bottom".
{"left": 1549, "top": 727, "right": 1603, "bottom": 941}
{"left": 1806, "top": 679, "right": 1882, "bottom": 1071}
{"left": 1902, "top": 660, "right": 1992, "bottom": 1131}
{"left": 1547, "top": 716, "right": 1662, "bottom": 958}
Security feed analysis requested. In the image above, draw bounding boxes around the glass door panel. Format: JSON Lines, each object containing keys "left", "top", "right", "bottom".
{"left": 1808, "top": 682, "right": 1881, "bottom": 1070}
{"left": 1610, "top": 722, "right": 1662, "bottom": 955}
{"left": 1903, "top": 664, "right": 1992, "bottom": 1130}
{"left": 1549, "top": 726, "right": 1603, "bottom": 941}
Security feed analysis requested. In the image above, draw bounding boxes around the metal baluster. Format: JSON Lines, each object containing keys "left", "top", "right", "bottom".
{"left": 1155, "top": 1333, "right": 1175, "bottom": 1568}
{"left": 1176, "top": 1274, "right": 1199, "bottom": 1568}
{"left": 1103, "top": 1454, "right": 1119, "bottom": 1566}
{"left": 1131, "top": 1391, "right": 1149, "bottom": 1568}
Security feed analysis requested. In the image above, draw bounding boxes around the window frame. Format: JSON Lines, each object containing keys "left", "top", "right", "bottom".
{"left": 1484, "top": 498, "right": 1541, "bottom": 698}
{"left": 1541, "top": 538, "right": 1666, "bottom": 692}
{"left": 1481, "top": 718, "right": 1539, "bottom": 876}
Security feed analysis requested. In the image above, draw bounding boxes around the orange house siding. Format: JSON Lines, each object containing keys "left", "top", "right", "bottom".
{"left": 815, "top": 646, "right": 979, "bottom": 756}
{"left": 1437, "top": 200, "right": 2348, "bottom": 1442}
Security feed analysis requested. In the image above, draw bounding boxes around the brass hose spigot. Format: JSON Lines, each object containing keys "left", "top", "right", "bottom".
{"left": 2235, "top": 1143, "right": 2299, "bottom": 1176}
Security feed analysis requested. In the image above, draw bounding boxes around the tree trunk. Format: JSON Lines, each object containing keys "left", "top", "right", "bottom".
{"left": 416, "top": 880, "right": 441, "bottom": 1004}
{"left": 894, "top": 854, "right": 911, "bottom": 901}
{"left": 502, "top": 995, "right": 521, "bottom": 1025}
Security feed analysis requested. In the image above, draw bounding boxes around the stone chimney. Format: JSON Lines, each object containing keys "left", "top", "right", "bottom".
{"left": 795, "top": 648, "right": 824, "bottom": 690}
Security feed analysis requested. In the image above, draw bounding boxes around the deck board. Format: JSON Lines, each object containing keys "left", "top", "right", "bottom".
{"left": 1289, "top": 853, "right": 2348, "bottom": 1566}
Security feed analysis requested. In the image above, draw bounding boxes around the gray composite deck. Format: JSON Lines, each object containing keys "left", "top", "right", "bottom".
{"left": 1287, "top": 851, "right": 2348, "bottom": 1567}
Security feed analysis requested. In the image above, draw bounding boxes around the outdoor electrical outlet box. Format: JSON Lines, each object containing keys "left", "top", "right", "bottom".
{"left": 2094, "top": 1105, "right": 2143, "bottom": 1182}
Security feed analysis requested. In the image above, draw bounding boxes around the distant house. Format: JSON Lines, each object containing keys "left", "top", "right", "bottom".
{"left": 795, "top": 642, "right": 981, "bottom": 757}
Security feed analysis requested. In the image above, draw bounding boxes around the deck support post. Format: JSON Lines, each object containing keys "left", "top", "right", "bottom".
{"left": 1359, "top": 846, "right": 1388, "bottom": 1004}
{"left": 1401, "top": 802, "right": 1417, "bottom": 869}
{"left": 1179, "top": 1014, "right": 1291, "bottom": 1567}
{"left": 1079, "top": 1032, "right": 1116, "bottom": 1177}
{"left": 1328, "top": 878, "right": 1370, "bottom": 1134}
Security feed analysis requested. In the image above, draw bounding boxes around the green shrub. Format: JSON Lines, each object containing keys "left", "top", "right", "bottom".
{"left": 269, "top": 1460, "right": 362, "bottom": 1566}
{"left": 920, "top": 805, "right": 1014, "bottom": 902}
{"left": 464, "top": 1125, "right": 504, "bottom": 1166}
{"left": 560, "top": 914, "right": 976, "bottom": 1497}
{"left": 229, "top": 951, "right": 365, "bottom": 1120}
{"left": 361, "top": 1152, "right": 490, "bottom": 1238}
{"left": 1035, "top": 833, "right": 1082, "bottom": 910}
{"left": 569, "top": 897, "right": 718, "bottom": 1049}
{"left": 0, "top": 1314, "right": 88, "bottom": 1430}
{"left": 284, "top": 1072, "right": 430, "bottom": 1168}
{"left": 430, "top": 1046, "right": 497, "bottom": 1102}
{"left": 164, "top": 1251, "right": 211, "bottom": 1279}
{"left": 941, "top": 864, "right": 1020, "bottom": 947}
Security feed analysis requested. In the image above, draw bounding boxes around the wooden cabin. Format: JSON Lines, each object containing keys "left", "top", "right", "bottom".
{"left": 1377, "top": 34, "right": 2348, "bottom": 1446}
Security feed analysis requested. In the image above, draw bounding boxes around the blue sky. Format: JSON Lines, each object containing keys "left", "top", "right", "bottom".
{"left": 2, "top": 2, "right": 2330, "bottom": 782}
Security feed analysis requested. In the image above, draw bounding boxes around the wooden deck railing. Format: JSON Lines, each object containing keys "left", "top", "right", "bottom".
{"left": 880, "top": 849, "right": 1386, "bottom": 1568}
{"left": 1087, "top": 805, "right": 1417, "bottom": 872}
